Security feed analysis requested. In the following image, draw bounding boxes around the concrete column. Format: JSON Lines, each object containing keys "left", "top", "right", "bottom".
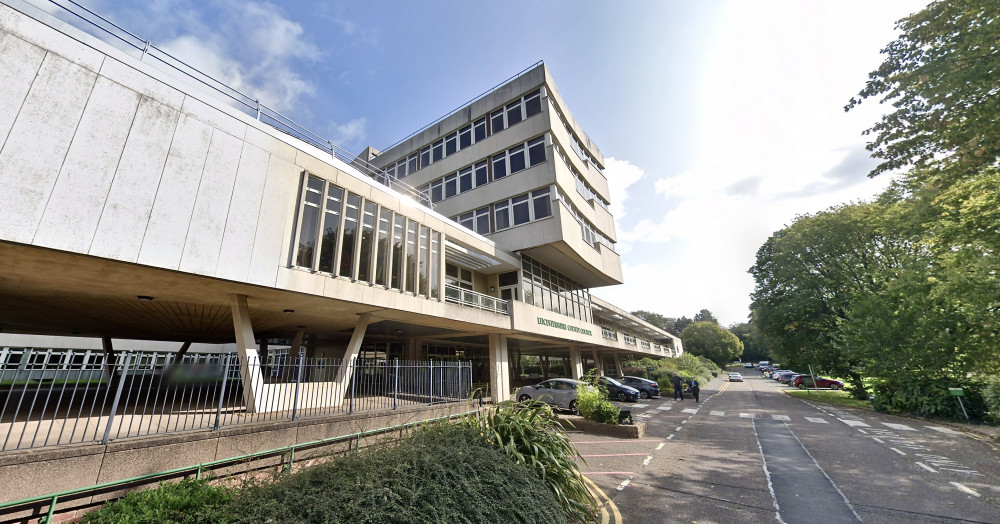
{"left": 488, "top": 333, "right": 511, "bottom": 403}
{"left": 591, "top": 349, "right": 603, "bottom": 375}
{"left": 231, "top": 294, "right": 265, "bottom": 413}
{"left": 334, "top": 313, "right": 371, "bottom": 405}
{"left": 613, "top": 352, "right": 623, "bottom": 376}
{"left": 541, "top": 355, "right": 549, "bottom": 380}
{"left": 568, "top": 346, "right": 583, "bottom": 379}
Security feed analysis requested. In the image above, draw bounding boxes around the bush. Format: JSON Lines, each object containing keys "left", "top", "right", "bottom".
{"left": 870, "top": 376, "right": 989, "bottom": 420}
{"left": 980, "top": 376, "right": 1000, "bottom": 424}
{"left": 232, "top": 422, "right": 569, "bottom": 524}
{"left": 577, "top": 384, "right": 619, "bottom": 425}
{"left": 82, "top": 478, "right": 233, "bottom": 524}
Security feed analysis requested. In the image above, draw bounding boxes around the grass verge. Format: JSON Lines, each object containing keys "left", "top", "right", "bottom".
{"left": 785, "top": 389, "right": 871, "bottom": 409}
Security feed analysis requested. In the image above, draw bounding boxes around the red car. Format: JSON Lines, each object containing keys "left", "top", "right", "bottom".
{"left": 792, "top": 375, "right": 843, "bottom": 390}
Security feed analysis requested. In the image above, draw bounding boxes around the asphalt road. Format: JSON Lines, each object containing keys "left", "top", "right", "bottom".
{"left": 568, "top": 373, "right": 1000, "bottom": 523}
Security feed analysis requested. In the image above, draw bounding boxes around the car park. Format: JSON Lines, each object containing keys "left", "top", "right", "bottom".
{"left": 791, "top": 375, "right": 844, "bottom": 390}
{"left": 728, "top": 372, "right": 743, "bottom": 382}
{"left": 515, "top": 378, "right": 582, "bottom": 413}
{"left": 609, "top": 376, "right": 660, "bottom": 399}
{"left": 599, "top": 376, "right": 640, "bottom": 402}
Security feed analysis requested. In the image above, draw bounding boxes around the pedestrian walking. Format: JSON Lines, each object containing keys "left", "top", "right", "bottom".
{"left": 671, "top": 373, "right": 684, "bottom": 401}
{"left": 690, "top": 378, "right": 700, "bottom": 403}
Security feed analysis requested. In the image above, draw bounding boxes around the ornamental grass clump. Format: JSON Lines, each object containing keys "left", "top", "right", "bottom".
{"left": 461, "top": 400, "right": 597, "bottom": 523}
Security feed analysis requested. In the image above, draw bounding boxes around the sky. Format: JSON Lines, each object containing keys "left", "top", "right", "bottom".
{"left": 73, "top": 0, "right": 929, "bottom": 326}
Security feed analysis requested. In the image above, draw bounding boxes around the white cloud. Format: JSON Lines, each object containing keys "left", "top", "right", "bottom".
{"left": 327, "top": 117, "right": 369, "bottom": 152}
{"left": 604, "top": 158, "right": 646, "bottom": 223}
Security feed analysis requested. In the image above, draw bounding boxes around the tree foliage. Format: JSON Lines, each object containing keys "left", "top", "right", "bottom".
{"left": 679, "top": 321, "right": 743, "bottom": 366}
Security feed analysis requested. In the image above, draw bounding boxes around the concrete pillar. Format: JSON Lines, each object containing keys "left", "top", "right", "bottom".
{"left": 568, "top": 346, "right": 583, "bottom": 379}
{"left": 488, "top": 333, "right": 511, "bottom": 403}
{"left": 541, "top": 355, "right": 549, "bottom": 379}
{"left": 334, "top": 313, "right": 371, "bottom": 405}
{"left": 613, "top": 352, "right": 623, "bottom": 376}
{"left": 231, "top": 294, "right": 265, "bottom": 413}
{"left": 591, "top": 349, "right": 603, "bottom": 375}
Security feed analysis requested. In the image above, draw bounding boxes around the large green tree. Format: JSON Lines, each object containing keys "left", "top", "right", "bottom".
{"left": 728, "top": 321, "right": 770, "bottom": 363}
{"left": 679, "top": 322, "right": 743, "bottom": 366}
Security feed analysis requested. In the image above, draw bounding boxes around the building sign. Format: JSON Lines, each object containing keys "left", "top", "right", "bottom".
{"left": 537, "top": 317, "right": 593, "bottom": 336}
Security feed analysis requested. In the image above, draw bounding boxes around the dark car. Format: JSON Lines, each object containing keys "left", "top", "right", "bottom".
{"left": 608, "top": 376, "right": 660, "bottom": 399}
{"left": 791, "top": 375, "right": 844, "bottom": 390}
{"left": 598, "top": 376, "right": 640, "bottom": 402}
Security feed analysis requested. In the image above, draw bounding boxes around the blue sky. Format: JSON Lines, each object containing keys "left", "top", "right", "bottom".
{"left": 78, "top": 0, "right": 928, "bottom": 325}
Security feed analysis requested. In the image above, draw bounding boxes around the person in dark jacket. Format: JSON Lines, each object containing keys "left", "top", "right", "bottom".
{"left": 690, "top": 378, "right": 700, "bottom": 403}
{"left": 671, "top": 373, "right": 684, "bottom": 401}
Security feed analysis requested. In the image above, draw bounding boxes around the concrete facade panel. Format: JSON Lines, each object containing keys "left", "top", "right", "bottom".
{"left": 137, "top": 114, "right": 213, "bottom": 269}
{"left": 0, "top": 447, "right": 103, "bottom": 504}
{"left": 34, "top": 77, "right": 141, "bottom": 252}
{"left": 89, "top": 96, "right": 178, "bottom": 261}
{"left": 247, "top": 155, "right": 299, "bottom": 286}
{"left": 0, "top": 52, "right": 95, "bottom": 243}
{"left": 0, "top": 3, "right": 104, "bottom": 73}
{"left": 180, "top": 95, "right": 247, "bottom": 141}
{"left": 245, "top": 125, "right": 297, "bottom": 163}
{"left": 178, "top": 130, "right": 243, "bottom": 275}
{"left": 0, "top": 28, "right": 44, "bottom": 150}
{"left": 99, "top": 56, "right": 184, "bottom": 111}
{"left": 216, "top": 144, "right": 270, "bottom": 281}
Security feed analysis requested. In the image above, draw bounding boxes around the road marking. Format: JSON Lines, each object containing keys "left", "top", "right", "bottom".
{"left": 739, "top": 413, "right": 755, "bottom": 419}
{"left": 582, "top": 453, "right": 649, "bottom": 458}
{"left": 839, "top": 419, "right": 870, "bottom": 427}
{"left": 804, "top": 417, "right": 828, "bottom": 424}
{"left": 635, "top": 414, "right": 652, "bottom": 419}
{"left": 890, "top": 447, "right": 907, "bottom": 456}
{"left": 682, "top": 408, "right": 698, "bottom": 414}
{"left": 675, "top": 426, "right": 682, "bottom": 431}
{"left": 584, "top": 471, "right": 636, "bottom": 475}
{"left": 915, "top": 462, "right": 937, "bottom": 473}
{"left": 643, "top": 456, "right": 654, "bottom": 466}
{"left": 771, "top": 414, "right": 790, "bottom": 421}
{"left": 572, "top": 440, "right": 663, "bottom": 444}
{"left": 657, "top": 405, "right": 672, "bottom": 411}
{"left": 926, "top": 426, "right": 961, "bottom": 435}
{"left": 582, "top": 475, "right": 622, "bottom": 524}
{"left": 882, "top": 423, "right": 916, "bottom": 431}
{"left": 950, "top": 482, "right": 981, "bottom": 497}
{"left": 616, "top": 476, "right": 634, "bottom": 491}
{"left": 667, "top": 434, "right": 675, "bottom": 440}
{"left": 631, "top": 403, "right": 649, "bottom": 408}
{"left": 872, "top": 437, "right": 885, "bottom": 444}
{"left": 710, "top": 410, "right": 725, "bottom": 416}
{"left": 655, "top": 443, "right": 665, "bottom": 451}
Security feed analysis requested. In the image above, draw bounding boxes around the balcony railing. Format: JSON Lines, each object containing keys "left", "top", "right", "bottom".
{"left": 444, "top": 285, "right": 509, "bottom": 315}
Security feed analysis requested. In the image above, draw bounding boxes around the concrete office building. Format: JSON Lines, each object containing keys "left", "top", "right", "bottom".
{"left": 0, "top": 0, "right": 680, "bottom": 411}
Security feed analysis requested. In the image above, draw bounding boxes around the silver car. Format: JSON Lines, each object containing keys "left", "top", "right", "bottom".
{"left": 515, "top": 378, "right": 582, "bottom": 414}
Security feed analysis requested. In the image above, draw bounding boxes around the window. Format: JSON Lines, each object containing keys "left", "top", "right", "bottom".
{"left": 528, "top": 137, "right": 545, "bottom": 166}
{"left": 490, "top": 109, "right": 505, "bottom": 134}
{"left": 532, "top": 188, "right": 551, "bottom": 219}
{"left": 375, "top": 208, "right": 391, "bottom": 286}
{"left": 432, "top": 139, "right": 444, "bottom": 162}
{"left": 474, "top": 161, "right": 488, "bottom": 187}
{"left": 474, "top": 118, "right": 487, "bottom": 142}
{"left": 444, "top": 173, "right": 458, "bottom": 198}
{"left": 430, "top": 179, "right": 443, "bottom": 203}
{"left": 295, "top": 176, "right": 324, "bottom": 268}
{"left": 418, "top": 225, "right": 429, "bottom": 296}
{"left": 358, "top": 201, "right": 377, "bottom": 282}
{"left": 420, "top": 147, "right": 431, "bottom": 169}
{"left": 459, "top": 167, "right": 473, "bottom": 193}
{"left": 395, "top": 159, "right": 407, "bottom": 179}
{"left": 445, "top": 133, "right": 458, "bottom": 156}
{"left": 406, "top": 221, "right": 418, "bottom": 293}
{"left": 430, "top": 232, "right": 441, "bottom": 299}
{"left": 458, "top": 211, "right": 474, "bottom": 231}
{"left": 407, "top": 153, "right": 418, "bottom": 175}
{"left": 495, "top": 200, "right": 510, "bottom": 231}
{"left": 506, "top": 101, "right": 523, "bottom": 127}
{"left": 512, "top": 193, "right": 530, "bottom": 226}
{"left": 474, "top": 206, "right": 490, "bottom": 235}
{"left": 385, "top": 165, "right": 395, "bottom": 180}
{"left": 524, "top": 89, "right": 542, "bottom": 117}
{"left": 391, "top": 215, "right": 405, "bottom": 289}
{"left": 446, "top": 263, "right": 474, "bottom": 290}
{"left": 492, "top": 153, "right": 507, "bottom": 180}
{"left": 339, "top": 193, "right": 361, "bottom": 278}
{"left": 508, "top": 144, "right": 526, "bottom": 174}
{"left": 459, "top": 125, "right": 472, "bottom": 149}
{"left": 493, "top": 188, "right": 551, "bottom": 231}
{"left": 318, "top": 185, "right": 344, "bottom": 273}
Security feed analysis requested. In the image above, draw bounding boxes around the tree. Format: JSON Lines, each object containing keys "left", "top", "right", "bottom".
{"left": 679, "top": 322, "right": 743, "bottom": 366}
{"left": 728, "top": 321, "right": 770, "bottom": 363}
{"left": 693, "top": 309, "right": 719, "bottom": 325}
{"left": 846, "top": 0, "right": 1000, "bottom": 184}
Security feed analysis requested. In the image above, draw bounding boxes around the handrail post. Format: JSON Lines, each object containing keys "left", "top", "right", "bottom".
{"left": 428, "top": 360, "right": 433, "bottom": 405}
{"left": 255, "top": 99, "right": 261, "bottom": 120}
{"left": 213, "top": 354, "right": 232, "bottom": 430}
{"left": 102, "top": 353, "right": 132, "bottom": 445}
{"left": 393, "top": 359, "right": 399, "bottom": 410}
{"left": 348, "top": 359, "right": 355, "bottom": 415}
{"left": 292, "top": 352, "right": 303, "bottom": 421}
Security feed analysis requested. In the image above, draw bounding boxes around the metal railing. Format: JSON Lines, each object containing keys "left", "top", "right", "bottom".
{"left": 444, "top": 284, "right": 509, "bottom": 314}
{"left": 21, "top": 0, "right": 430, "bottom": 207}
{"left": 601, "top": 327, "right": 618, "bottom": 341}
{"left": 0, "top": 348, "right": 472, "bottom": 452}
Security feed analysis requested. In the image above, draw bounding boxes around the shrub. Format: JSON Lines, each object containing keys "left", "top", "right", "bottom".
{"left": 81, "top": 478, "right": 233, "bottom": 524}
{"left": 870, "top": 376, "right": 989, "bottom": 420}
{"left": 980, "top": 376, "right": 1000, "bottom": 424}
{"left": 461, "top": 402, "right": 596, "bottom": 522}
{"left": 577, "top": 384, "right": 619, "bottom": 425}
{"left": 233, "top": 422, "right": 569, "bottom": 523}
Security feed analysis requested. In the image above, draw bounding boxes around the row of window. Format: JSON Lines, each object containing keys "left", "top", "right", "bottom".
{"left": 551, "top": 99, "right": 603, "bottom": 175}
{"left": 453, "top": 186, "right": 552, "bottom": 236}
{"left": 521, "top": 254, "right": 592, "bottom": 323}
{"left": 421, "top": 135, "right": 547, "bottom": 204}
{"left": 555, "top": 188, "right": 615, "bottom": 252}
{"left": 293, "top": 175, "right": 442, "bottom": 299}
{"left": 382, "top": 89, "right": 543, "bottom": 179}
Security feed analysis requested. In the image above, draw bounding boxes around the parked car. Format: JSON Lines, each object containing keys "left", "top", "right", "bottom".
{"left": 515, "top": 378, "right": 582, "bottom": 413}
{"left": 728, "top": 372, "right": 743, "bottom": 382}
{"left": 791, "top": 375, "right": 844, "bottom": 390}
{"left": 743, "top": 362, "right": 755, "bottom": 369}
{"left": 608, "top": 376, "right": 660, "bottom": 399}
{"left": 770, "top": 369, "right": 793, "bottom": 379}
{"left": 777, "top": 372, "right": 798, "bottom": 384}
{"left": 599, "top": 376, "right": 640, "bottom": 402}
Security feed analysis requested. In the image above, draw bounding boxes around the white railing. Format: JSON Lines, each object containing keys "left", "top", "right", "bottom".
{"left": 444, "top": 285, "right": 509, "bottom": 315}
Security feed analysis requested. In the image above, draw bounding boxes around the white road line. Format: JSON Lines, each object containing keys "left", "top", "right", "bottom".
{"left": 926, "top": 426, "right": 961, "bottom": 435}
{"left": 682, "top": 408, "right": 698, "bottom": 414}
{"left": 771, "top": 414, "right": 790, "bottom": 421}
{"left": 657, "top": 405, "right": 673, "bottom": 411}
{"left": 632, "top": 403, "right": 649, "bottom": 408}
{"left": 655, "top": 443, "right": 665, "bottom": 451}
{"left": 675, "top": 426, "right": 682, "bottom": 431}
{"left": 890, "top": 447, "right": 907, "bottom": 456}
{"left": 915, "top": 462, "right": 937, "bottom": 473}
{"left": 872, "top": 437, "right": 885, "bottom": 444}
{"left": 616, "top": 477, "right": 634, "bottom": 491}
{"left": 739, "top": 413, "right": 755, "bottom": 419}
{"left": 804, "top": 417, "right": 828, "bottom": 424}
{"left": 667, "top": 434, "right": 675, "bottom": 440}
{"left": 882, "top": 423, "right": 916, "bottom": 431}
{"left": 839, "top": 419, "right": 870, "bottom": 427}
{"left": 643, "top": 456, "right": 653, "bottom": 466}
{"left": 710, "top": 410, "right": 725, "bottom": 416}
{"left": 949, "top": 482, "right": 981, "bottom": 497}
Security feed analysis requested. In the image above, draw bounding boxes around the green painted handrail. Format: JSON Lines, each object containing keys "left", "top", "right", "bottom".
{"left": 0, "top": 410, "right": 477, "bottom": 523}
